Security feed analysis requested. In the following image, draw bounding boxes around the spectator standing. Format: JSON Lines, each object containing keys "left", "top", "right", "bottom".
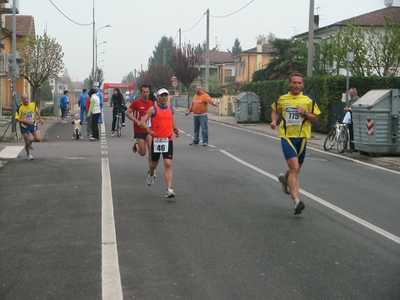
{"left": 141, "top": 87, "right": 180, "bottom": 198}
{"left": 96, "top": 87, "right": 104, "bottom": 124}
{"left": 60, "top": 90, "right": 69, "bottom": 123}
{"left": 85, "top": 94, "right": 92, "bottom": 137}
{"left": 185, "top": 85, "right": 218, "bottom": 146}
{"left": 15, "top": 93, "right": 44, "bottom": 160}
{"left": 78, "top": 88, "right": 89, "bottom": 122}
{"left": 271, "top": 73, "right": 321, "bottom": 215}
{"left": 87, "top": 88, "right": 101, "bottom": 141}
{"left": 344, "top": 88, "right": 360, "bottom": 153}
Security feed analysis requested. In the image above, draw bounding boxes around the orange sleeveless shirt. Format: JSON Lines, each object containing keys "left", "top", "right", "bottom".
{"left": 151, "top": 104, "right": 174, "bottom": 139}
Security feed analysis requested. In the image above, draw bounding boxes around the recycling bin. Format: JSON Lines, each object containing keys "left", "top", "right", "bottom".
{"left": 235, "top": 92, "right": 261, "bottom": 123}
{"left": 352, "top": 89, "right": 400, "bottom": 156}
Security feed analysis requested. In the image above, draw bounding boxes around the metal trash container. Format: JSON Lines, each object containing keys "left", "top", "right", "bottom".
{"left": 235, "top": 92, "right": 261, "bottom": 123}
{"left": 352, "top": 89, "right": 400, "bottom": 156}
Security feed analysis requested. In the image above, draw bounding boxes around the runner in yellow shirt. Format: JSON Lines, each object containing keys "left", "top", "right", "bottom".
{"left": 271, "top": 73, "right": 321, "bottom": 214}
{"left": 15, "top": 93, "right": 44, "bottom": 160}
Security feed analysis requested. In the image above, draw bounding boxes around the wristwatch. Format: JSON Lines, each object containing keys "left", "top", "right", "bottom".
{"left": 304, "top": 111, "right": 309, "bottom": 117}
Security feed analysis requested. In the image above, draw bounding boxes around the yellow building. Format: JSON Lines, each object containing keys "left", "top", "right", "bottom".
{"left": 1, "top": 9, "right": 34, "bottom": 113}
{"left": 232, "top": 40, "right": 272, "bottom": 84}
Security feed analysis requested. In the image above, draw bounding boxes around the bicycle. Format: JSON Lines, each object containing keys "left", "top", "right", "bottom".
{"left": 116, "top": 111, "right": 122, "bottom": 137}
{"left": 323, "top": 114, "right": 349, "bottom": 153}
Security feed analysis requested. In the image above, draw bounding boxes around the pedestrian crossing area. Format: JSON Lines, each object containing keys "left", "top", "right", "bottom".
{"left": 0, "top": 146, "right": 24, "bottom": 159}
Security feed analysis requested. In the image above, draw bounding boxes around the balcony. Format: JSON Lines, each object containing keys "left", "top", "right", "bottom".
{"left": 0, "top": 0, "right": 19, "bottom": 14}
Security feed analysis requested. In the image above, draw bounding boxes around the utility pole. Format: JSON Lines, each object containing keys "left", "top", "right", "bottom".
{"left": 92, "top": 0, "right": 95, "bottom": 88}
{"left": 11, "top": 0, "right": 17, "bottom": 137}
{"left": 205, "top": 9, "right": 210, "bottom": 92}
{"left": 307, "top": 0, "right": 314, "bottom": 77}
{"left": 178, "top": 28, "right": 181, "bottom": 49}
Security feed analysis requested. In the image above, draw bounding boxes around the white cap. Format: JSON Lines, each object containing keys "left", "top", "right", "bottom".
{"left": 157, "top": 88, "right": 169, "bottom": 95}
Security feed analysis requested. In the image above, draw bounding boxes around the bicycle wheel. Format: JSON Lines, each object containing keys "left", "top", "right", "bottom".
{"left": 323, "top": 129, "right": 336, "bottom": 150}
{"left": 117, "top": 114, "right": 122, "bottom": 137}
{"left": 337, "top": 129, "right": 348, "bottom": 153}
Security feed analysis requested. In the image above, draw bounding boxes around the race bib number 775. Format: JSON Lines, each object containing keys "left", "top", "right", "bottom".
{"left": 285, "top": 107, "right": 301, "bottom": 125}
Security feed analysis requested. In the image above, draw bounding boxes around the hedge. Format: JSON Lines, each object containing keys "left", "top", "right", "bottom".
{"left": 241, "top": 75, "right": 400, "bottom": 133}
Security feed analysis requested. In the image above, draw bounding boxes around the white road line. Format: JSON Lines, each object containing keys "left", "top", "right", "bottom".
{"left": 0, "top": 146, "right": 24, "bottom": 159}
{"left": 220, "top": 149, "right": 400, "bottom": 245}
{"left": 102, "top": 158, "right": 123, "bottom": 299}
{"left": 216, "top": 122, "right": 400, "bottom": 175}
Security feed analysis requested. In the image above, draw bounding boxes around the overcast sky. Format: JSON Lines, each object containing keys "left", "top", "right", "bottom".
{"left": 20, "top": 0, "right": 396, "bottom": 84}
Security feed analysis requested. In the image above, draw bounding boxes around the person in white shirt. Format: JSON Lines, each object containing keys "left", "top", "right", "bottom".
{"left": 87, "top": 88, "right": 101, "bottom": 140}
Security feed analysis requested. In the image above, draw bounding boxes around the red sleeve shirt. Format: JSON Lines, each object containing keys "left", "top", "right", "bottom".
{"left": 128, "top": 98, "right": 154, "bottom": 134}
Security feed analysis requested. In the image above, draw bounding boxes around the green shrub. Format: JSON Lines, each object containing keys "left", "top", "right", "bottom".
{"left": 242, "top": 75, "right": 400, "bottom": 133}
{"left": 40, "top": 106, "right": 56, "bottom": 116}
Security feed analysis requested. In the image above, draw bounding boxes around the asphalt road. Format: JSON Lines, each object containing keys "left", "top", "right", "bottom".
{"left": 0, "top": 106, "right": 399, "bottom": 299}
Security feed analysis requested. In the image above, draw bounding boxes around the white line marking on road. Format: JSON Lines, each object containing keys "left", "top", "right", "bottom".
{"left": 220, "top": 149, "right": 400, "bottom": 245}
{"left": 0, "top": 146, "right": 24, "bottom": 159}
{"left": 217, "top": 122, "right": 400, "bottom": 175}
{"left": 102, "top": 158, "right": 123, "bottom": 299}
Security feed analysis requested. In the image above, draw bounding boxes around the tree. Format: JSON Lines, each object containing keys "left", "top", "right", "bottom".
{"left": 252, "top": 38, "right": 307, "bottom": 81}
{"left": 148, "top": 36, "right": 174, "bottom": 70}
{"left": 18, "top": 31, "right": 64, "bottom": 105}
{"left": 195, "top": 41, "right": 207, "bottom": 55}
{"left": 316, "top": 15, "right": 400, "bottom": 77}
{"left": 122, "top": 71, "right": 135, "bottom": 83}
{"left": 41, "top": 80, "right": 53, "bottom": 102}
{"left": 229, "top": 38, "right": 242, "bottom": 55}
{"left": 171, "top": 43, "right": 201, "bottom": 107}
{"left": 147, "top": 62, "right": 173, "bottom": 91}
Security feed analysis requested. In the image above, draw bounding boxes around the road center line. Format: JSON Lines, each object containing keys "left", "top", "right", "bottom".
{"left": 102, "top": 157, "right": 123, "bottom": 299}
{"left": 219, "top": 149, "right": 400, "bottom": 245}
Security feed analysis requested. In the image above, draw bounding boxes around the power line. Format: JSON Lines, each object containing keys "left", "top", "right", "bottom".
{"left": 49, "top": 0, "right": 92, "bottom": 26}
{"left": 210, "top": 0, "right": 254, "bottom": 18}
{"left": 182, "top": 12, "right": 206, "bottom": 33}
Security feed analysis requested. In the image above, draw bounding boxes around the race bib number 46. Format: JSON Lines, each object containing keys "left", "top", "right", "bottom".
{"left": 285, "top": 107, "right": 301, "bottom": 125}
{"left": 154, "top": 138, "right": 169, "bottom": 153}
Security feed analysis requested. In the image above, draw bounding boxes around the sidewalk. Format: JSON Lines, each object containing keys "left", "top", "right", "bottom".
{"left": 1, "top": 106, "right": 400, "bottom": 172}
{"left": 202, "top": 109, "right": 400, "bottom": 173}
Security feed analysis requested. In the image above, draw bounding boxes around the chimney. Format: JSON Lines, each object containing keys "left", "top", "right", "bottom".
{"left": 314, "top": 15, "right": 319, "bottom": 30}
{"left": 257, "top": 39, "right": 262, "bottom": 52}
{"left": 257, "top": 40, "right": 262, "bottom": 70}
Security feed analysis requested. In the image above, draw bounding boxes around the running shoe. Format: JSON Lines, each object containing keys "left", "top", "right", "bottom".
{"left": 29, "top": 144, "right": 33, "bottom": 150}
{"left": 147, "top": 173, "right": 155, "bottom": 186}
{"left": 27, "top": 154, "right": 34, "bottom": 160}
{"left": 165, "top": 188, "right": 175, "bottom": 198}
{"left": 122, "top": 123, "right": 126, "bottom": 127}
{"left": 111, "top": 131, "right": 115, "bottom": 137}
{"left": 294, "top": 201, "right": 305, "bottom": 215}
{"left": 278, "top": 173, "right": 290, "bottom": 195}
{"left": 132, "top": 142, "right": 138, "bottom": 153}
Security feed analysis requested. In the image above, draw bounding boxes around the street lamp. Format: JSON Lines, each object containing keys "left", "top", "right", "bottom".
{"left": 94, "top": 24, "right": 112, "bottom": 87}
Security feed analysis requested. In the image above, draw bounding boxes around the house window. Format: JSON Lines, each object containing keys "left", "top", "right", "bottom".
{"left": 59, "top": 85, "right": 63, "bottom": 91}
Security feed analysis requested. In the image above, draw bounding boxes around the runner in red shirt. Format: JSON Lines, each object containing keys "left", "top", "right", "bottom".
{"left": 126, "top": 84, "right": 155, "bottom": 172}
